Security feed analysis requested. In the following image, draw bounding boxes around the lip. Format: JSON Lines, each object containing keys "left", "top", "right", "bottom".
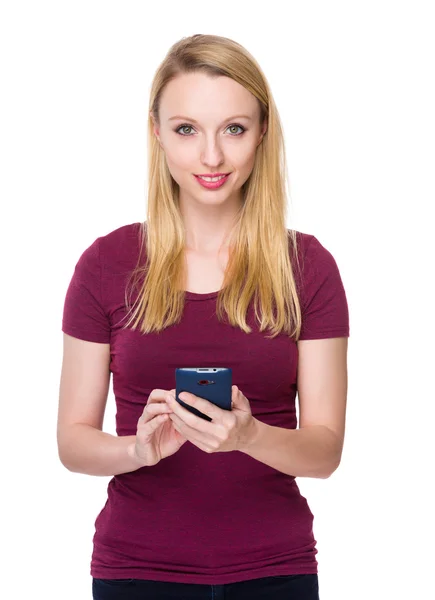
{"left": 194, "top": 173, "right": 231, "bottom": 190}
{"left": 194, "top": 172, "right": 230, "bottom": 177}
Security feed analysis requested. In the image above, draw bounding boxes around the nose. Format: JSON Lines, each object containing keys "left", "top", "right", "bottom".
{"left": 200, "top": 135, "right": 225, "bottom": 168}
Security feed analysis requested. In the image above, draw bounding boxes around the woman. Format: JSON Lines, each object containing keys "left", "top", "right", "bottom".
{"left": 58, "top": 33, "right": 349, "bottom": 600}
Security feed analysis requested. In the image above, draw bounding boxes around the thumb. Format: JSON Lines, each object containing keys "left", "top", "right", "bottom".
{"left": 231, "top": 385, "right": 246, "bottom": 408}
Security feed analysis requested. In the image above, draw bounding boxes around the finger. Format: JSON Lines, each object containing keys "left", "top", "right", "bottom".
{"left": 167, "top": 396, "right": 214, "bottom": 432}
{"left": 138, "top": 413, "right": 169, "bottom": 439}
{"left": 169, "top": 412, "right": 212, "bottom": 445}
{"left": 139, "top": 402, "right": 172, "bottom": 425}
{"left": 148, "top": 413, "right": 169, "bottom": 427}
{"left": 146, "top": 389, "right": 174, "bottom": 406}
{"left": 176, "top": 392, "right": 220, "bottom": 421}
{"left": 172, "top": 391, "right": 219, "bottom": 421}
{"left": 170, "top": 415, "right": 214, "bottom": 453}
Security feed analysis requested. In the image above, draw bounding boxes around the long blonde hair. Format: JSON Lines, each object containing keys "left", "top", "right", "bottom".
{"left": 123, "top": 34, "right": 303, "bottom": 340}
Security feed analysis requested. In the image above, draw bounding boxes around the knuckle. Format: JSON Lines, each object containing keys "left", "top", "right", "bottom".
{"left": 147, "top": 389, "right": 167, "bottom": 404}
{"left": 217, "top": 425, "right": 229, "bottom": 439}
{"left": 145, "top": 401, "right": 166, "bottom": 413}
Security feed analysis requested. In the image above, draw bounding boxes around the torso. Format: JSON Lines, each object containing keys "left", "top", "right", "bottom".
{"left": 184, "top": 249, "right": 229, "bottom": 294}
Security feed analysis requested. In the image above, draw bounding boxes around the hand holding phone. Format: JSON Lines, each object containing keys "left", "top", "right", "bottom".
{"left": 169, "top": 374, "right": 258, "bottom": 453}
{"left": 127, "top": 388, "right": 187, "bottom": 467}
{"left": 175, "top": 367, "right": 232, "bottom": 421}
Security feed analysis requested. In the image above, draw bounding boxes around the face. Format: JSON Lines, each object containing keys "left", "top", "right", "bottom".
{"left": 151, "top": 72, "right": 267, "bottom": 207}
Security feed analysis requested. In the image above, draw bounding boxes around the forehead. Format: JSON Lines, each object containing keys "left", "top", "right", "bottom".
{"left": 159, "top": 72, "right": 258, "bottom": 121}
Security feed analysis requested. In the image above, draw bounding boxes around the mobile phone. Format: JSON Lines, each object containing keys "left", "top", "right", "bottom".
{"left": 175, "top": 367, "right": 232, "bottom": 421}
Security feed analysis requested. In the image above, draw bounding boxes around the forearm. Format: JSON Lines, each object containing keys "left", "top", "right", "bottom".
{"left": 58, "top": 423, "right": 144, "bottom": 476}
{"left": 240, "top": 420, "right": 342, "bottom": 479}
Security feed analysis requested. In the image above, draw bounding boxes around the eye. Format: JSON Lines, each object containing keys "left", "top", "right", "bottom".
{"left": 176, "top": 125, "right": 195, "bottom": 136}
{"left": 226, "top": 124, "right": 245, "bottom": 136}
{"left": 175, "top": 123, "right": 246, "bottom": 137}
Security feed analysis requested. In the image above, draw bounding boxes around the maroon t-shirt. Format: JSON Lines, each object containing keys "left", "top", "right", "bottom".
{"left": 61, "top": 221, "right": 350, "bottom": 584}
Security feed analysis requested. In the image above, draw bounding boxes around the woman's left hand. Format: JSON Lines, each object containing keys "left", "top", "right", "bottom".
{"left": 165, "top": 386, "right": 258, "bottom": 453}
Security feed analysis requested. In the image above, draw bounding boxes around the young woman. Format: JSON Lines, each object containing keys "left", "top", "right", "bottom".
{"left": 58, "top": 33, "right": 349, "bottom": 600}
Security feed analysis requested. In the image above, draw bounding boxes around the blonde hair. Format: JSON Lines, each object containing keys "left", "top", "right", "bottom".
{"left": 123, "top": 34, "right": 303, "bottom": 340}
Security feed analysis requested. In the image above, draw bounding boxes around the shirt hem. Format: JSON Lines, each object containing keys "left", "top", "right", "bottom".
{"left": 90, "top": 564, "right": 318, "bottom": 585}
{"left": 61, "top": 323, "right": 110, "bottom": 344}
{"left": 298, "top": 329, "right": 349, "bottom": 340}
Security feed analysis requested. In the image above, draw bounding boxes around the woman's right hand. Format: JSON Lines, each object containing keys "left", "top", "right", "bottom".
{"left": 127, "top": 389, "right": 187, "bottom": 467}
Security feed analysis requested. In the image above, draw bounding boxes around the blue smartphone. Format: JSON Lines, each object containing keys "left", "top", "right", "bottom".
{"left": 175, "top": 367, "right": 232, "bottom": 421}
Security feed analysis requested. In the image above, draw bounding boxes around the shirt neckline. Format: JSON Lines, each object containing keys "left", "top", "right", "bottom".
{"left": 184, "top": 289, "right": 220, "bottom": 301}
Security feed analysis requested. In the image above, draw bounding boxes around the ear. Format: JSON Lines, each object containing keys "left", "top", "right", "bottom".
{"left": 258, "top": 117, "right": 268, "bottom": 146}
{"left": 150, "top": 112, "right": 161, "bottom": 145}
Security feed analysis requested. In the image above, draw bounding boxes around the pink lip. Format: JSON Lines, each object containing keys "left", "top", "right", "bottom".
{"left": 194, "top": 172, "right": 230, "bottom": 177}
{"left": 194, "top": 173, "right": 231, "bottom": 190}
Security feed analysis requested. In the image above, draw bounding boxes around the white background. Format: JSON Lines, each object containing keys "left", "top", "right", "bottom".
{"left": 1, "top": 1, "right": 434, "bottom": 598}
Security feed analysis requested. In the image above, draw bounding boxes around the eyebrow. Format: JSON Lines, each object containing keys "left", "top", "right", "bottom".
{"left": 168, "top": 115, "right": 253, "bottom": 123}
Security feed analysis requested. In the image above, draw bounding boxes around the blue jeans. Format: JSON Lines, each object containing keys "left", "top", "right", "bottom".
{"left": 92, "top": 574, "right": 319, "bottom": 599}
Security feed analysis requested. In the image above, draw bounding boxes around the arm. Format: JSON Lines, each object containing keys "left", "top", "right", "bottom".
{"left": 240, "top": 422, "right": 342, "bottom": 479}
{"left": 240, "top": 337, "right": 348, "bottom": 479}
{"left": 59, "top": 425, "right": 143, "bottom": 476}
{"left": 57, "top": 334, "right": 144, "bottom": 477}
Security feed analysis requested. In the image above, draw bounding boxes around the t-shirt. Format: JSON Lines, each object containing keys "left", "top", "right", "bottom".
{"left": 61, "top": 221, "right": 350, "bottom": 584}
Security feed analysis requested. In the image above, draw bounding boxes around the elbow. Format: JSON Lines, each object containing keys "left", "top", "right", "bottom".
{"left": 57, "top": 448, "right": 73, "bottom": 472}
{"left": 58, "top": 457, "right": 75, "bottom": 472}
{"left": 57, "top": 425, "right": 79, "bottom": 472}
{"left": 319, "top": 456, "right": 341, "bottom": 479}
{"left": 320, "top": 429, "right": 343, "bottom": 478}
{"left": 57, "top": 436, "right": 76, "bottom": 472}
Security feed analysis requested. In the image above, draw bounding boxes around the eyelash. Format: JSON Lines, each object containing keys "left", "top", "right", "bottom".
{"left": 174, "top": 123, "right": 246, "bottom": 137}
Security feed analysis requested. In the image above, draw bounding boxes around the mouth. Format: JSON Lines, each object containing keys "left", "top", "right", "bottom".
{"left": 193, "top": 173, "right": 231, "bottom": 189}
{"left": 194, "top": 173, "right": 231, "bottom": 179}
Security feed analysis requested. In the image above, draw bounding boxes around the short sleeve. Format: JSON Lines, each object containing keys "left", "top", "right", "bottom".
{"left": 298, "top": 235, "right": 350, "bottom": 340}
{"left": 61, "top": 237, "right": 111, "bottom": 343}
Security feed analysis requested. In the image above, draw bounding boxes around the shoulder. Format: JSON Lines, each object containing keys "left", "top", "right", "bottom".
{"left": 288, "top": 229, "right": 338, "bottom": 266}
{"left": 287, "top": 228, "right": 318, "bottom": 264}
{"left": 98, "top": 221, "right": 142, "bottom": 250}
{"left": 96, "top": 221, "right": 143, "bottom": 267}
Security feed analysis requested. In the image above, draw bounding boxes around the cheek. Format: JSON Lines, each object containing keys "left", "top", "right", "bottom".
{"left": 229, "top": 140, "right": 258, "bottom": 167}
{"left": 164, "top": 153, "right": 193, "bottom": 183}
{"left": 232, "top": 149, "right": 257, "bottom": 176}
{"left": 165, "top": 145, "right": 195, "bottom": 169}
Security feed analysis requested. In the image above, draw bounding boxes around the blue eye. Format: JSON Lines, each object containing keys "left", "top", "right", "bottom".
{"left": 175, "top": 123, "right": 246, "bottom": 136}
